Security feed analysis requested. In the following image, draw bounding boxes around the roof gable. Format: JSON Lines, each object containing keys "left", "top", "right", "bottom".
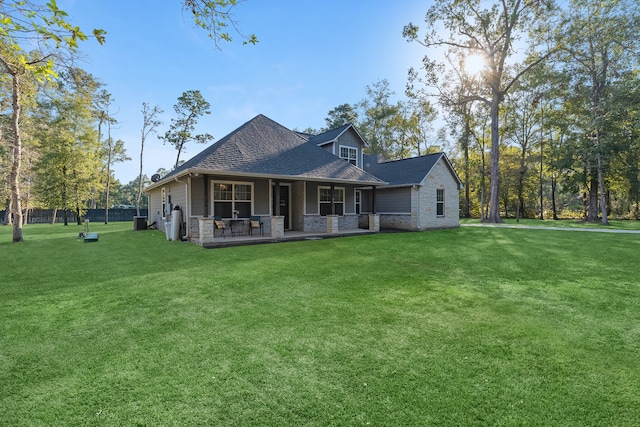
{"left": 307, "top": 123, "right": 368, "bottom": 148}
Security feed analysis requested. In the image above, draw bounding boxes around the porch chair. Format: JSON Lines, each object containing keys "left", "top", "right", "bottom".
{"left": 249, "top": 215, "right": 264, "bottom": 236}
{"left": 214, "top": 216, "right": 226, "bottom": 239}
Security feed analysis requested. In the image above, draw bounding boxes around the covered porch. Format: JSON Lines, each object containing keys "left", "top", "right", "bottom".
{"left": 189, "top": 212, "right": 380, "bottom": 247}
{"left": 196, "top": 226, "right": 378, "bottom": 249}
{"left": 179, "top": 173, "right": 380, "bottom": 245}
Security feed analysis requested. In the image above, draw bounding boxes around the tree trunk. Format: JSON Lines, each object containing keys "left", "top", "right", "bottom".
{"left": 105, "top": 119, "right": 113, "bottom": 224}
{"left": 480, "top": 133, "right": 487, "bottom": 222}
{"left": 463, "top": 112, "right": 471, "bottom": 218}
{"left": 10, "top": 73, "right": 23, "bottom": 242}
{"left": 587, "top": 175, "right": 599, "bottom": 223}
{"left": 3, "top": 198, "right": 12, "bottom": 225}
{"left": 51, "top": 208, "right": 57, "bottom": 224}
{"left": 516, "top": 147, "right": 526, "bottom": 222}
{"left": 539, "top": 127, "right": 544, "bottom": 220}
{"left": 551, "top": 176, "right": 558, "bottom": 220}
{"left": 487, "top": 93, "right": 502, "bottom": 223}
{"left": 136, "top": 141, "right": 144, "bottom": 217}
{"left": 62, "top": 166, "right": 68, "bottom": 226}
{"left": 596, "top": 145, "right": 609, "bottom": 225}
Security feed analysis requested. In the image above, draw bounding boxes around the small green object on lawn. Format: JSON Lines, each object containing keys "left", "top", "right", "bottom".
{"left": 83, "top": 232, "right": 99, "bottom": 242}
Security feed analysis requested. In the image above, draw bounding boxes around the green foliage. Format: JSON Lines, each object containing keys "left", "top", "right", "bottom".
{"left": 323, "top": 103, "right": 359, "bottom": 130}
{"left": 183, "top": 0, "right": 257, "bottom": 48}
{"left": 32, "top": 69, "right": 103, "bottom": 215}
{"left": 1, "top": 225, "right": 639, "bottom": 424}
{"left": 161, "top": 90, "right": 213, "bottom": 169}
{"left": 0, "top": 1, "right": 105, "bottom": 78}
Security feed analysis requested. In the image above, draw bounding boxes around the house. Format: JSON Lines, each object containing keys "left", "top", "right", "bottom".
{"left": 145, "top": 114, "right": 461, "bottom": 245}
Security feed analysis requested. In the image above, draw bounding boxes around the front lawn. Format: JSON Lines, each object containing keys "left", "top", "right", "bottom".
{"left": 1, "top": 223, "right": 639, "bottom": 425}
{"left": 461, "top": 217, "right": 640, "bottom": 230}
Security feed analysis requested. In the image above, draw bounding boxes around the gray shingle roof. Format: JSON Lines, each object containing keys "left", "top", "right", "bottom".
{"left": 364, "top": 152, "right": 458, "bottom": 187}
{"left": 306, "top": 123, "right": 352, "bottom": 146}
{"left": 157, "top": 115, "right": 384, "bottom": 186}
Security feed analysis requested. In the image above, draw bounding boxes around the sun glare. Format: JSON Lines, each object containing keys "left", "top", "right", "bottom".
{"left": 463, "top": 53, "right": 486, "bottom": 76}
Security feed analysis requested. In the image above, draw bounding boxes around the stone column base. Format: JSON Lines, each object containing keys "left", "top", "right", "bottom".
{"left": 327, "top": 215, "right": 339, "bottom": 234}
{"left": 271, "top": 216, "right": 285, "bottom": 238}
{"left": 198, "top": 218, "right": 215, "bottom": 245}
{"left": 368, "top": 214, "right": 380, "bottom": 232}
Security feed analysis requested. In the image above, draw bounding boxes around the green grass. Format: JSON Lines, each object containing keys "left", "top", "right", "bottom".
{"left": 1, "top": 223, "right": 639, "bottom": 425}
{"left": 461, "top": 217, "right": 640, "bottom": 230}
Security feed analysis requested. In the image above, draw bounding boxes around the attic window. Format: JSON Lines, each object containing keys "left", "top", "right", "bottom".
{"left": 340, "top": 146, "right": 357, "bottom": 166}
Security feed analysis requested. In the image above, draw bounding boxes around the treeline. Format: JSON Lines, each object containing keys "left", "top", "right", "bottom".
{"left": 1, "top": 208, "right": 148, "bottom": 225}
{"left": 0, "top": 66, "right": 152, "bottom": 226}
{"left": 1, "top": 0, "right": 253, "bottom": 242}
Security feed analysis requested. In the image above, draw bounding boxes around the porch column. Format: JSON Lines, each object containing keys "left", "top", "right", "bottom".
{"left": 326, "top": 215, "right": 339, "bottom": 234}
{"left": 372, "top": 186, "right": 377, "bottom": 214}
{"left": 368, "top": 213, "right": 380, "bottom": 232}
{"left": 271, "top": 215, "right": 285, "bottom": 238}
{"left": 203, "top": 175, "right": 209, "bottom": 217}
{"left": 198, "top": 217, "right": 215, "bottom": 245}
{"left": 369, "top": 185, "right": 379, "bottom": 231}
{"left": 274, "top": 180, "right": 280, "bottom": 216}
{"left": 330, "top": 183, "right": 335, "bottom": 215}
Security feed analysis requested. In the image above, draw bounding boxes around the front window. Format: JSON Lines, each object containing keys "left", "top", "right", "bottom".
{"left": 319, "top": 187, "right": 344, "bottom": 216}
{"left": 340, "top": 146, "right": 357, "bottom": 166}
{"left": 355, "top": 190, "right": 361, "bottom": 214}
{"left": 436, "top": 189, "right": 444, "bottom": 216}
{"left": 213, "top": 182, "right": 252, "bottom": 218}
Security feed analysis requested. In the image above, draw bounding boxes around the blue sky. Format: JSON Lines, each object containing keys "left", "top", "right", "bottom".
{"left": 59, "top": 1, "right": 430, "bottom": 183}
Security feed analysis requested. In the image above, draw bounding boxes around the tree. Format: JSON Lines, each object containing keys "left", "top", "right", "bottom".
{"left": 502, "top": 83, "right": 541, "bottom": 221}
{"left": 324, "top": 104, "right": 358, "bottom": 131}
{"left": 93, "top": 90, "right": 129, "bottom": 224}
{"left": 0, "top": 1, "right": 105, "bottom": 241}
{"left": 556, "top": 0, "right": 640, "bottom": 224}
{"left": 184, "top": 0, "right": 257, "bottom": 48}
{"left": 162, "top": 90, "right": 213, "bottom": 169}
{"left": 404, "top": 0, "right": 557, "bottom": 222}
{"left": 358, "top": 79, "right": 399, "bottom": 157}
{"left": 32, "top": 68, "right": 103, "bottom": 225}
{"left": 138, "top": 103, "right": 163, "bottom": 216}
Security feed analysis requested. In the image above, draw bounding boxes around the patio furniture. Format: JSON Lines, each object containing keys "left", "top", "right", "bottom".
{"left": 230, "top": 219, "right": 244, "bottom": 237}
{"left": 214, "top": 216, "right": 226, "bottom": 238}
{"left": 249, "top": 215, "right": 264, "bottom": 236}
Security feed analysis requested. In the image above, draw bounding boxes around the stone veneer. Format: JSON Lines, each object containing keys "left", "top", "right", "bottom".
{"left": 198, "top": 217, "right": 215, "bottom": 245}
{"left": 368, "top": 214, "right": 380, "bottom": 232}
{"left": 326, "top": 215, "right": 339, "bottom": 234}
{"left": 271, "top": 216, "right": 285, "bottom": 238}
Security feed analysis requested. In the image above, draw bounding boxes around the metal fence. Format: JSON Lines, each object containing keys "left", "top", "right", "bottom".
{"left": 1, "top": 209, "right": 148, "bottom": 224}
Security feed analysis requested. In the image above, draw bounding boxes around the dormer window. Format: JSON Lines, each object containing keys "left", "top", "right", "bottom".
{"left": 340, "top": 146, "right": 357, "bottom": 166}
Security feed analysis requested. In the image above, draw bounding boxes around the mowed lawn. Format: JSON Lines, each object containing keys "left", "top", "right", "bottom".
{"left": 1, "top": 223, "right": 639, "bottom": 426}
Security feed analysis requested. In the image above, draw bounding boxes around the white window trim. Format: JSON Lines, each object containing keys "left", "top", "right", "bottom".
{"left": 339, "top": 145, "right": 358, "bottom": 167}
{"left": 211, "top": 180, "right": 254, "bottom": 218}
{"left": 318, "top": 186, "right": 345, "bottom": 216}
